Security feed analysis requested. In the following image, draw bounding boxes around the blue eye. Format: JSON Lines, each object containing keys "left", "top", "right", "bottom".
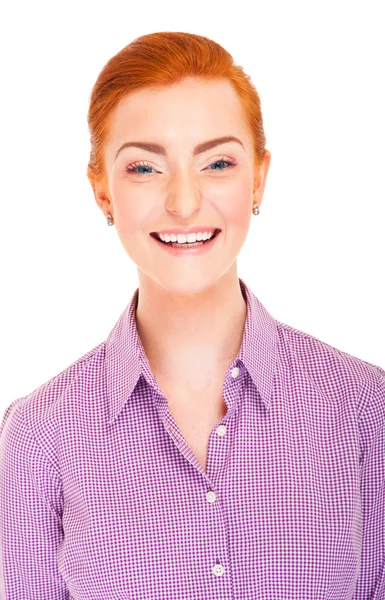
{"left": 125, "top": 161, "right": 155, "bottom": 175}
{"left": 208, "top": 159, "right": 235, "bottom": 170}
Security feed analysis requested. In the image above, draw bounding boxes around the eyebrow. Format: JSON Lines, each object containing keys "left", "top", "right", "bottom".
{"left": 114, "top": 135, "right": 245, "bottom": 161}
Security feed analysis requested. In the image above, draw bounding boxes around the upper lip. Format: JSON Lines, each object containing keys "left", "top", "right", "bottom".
{"left": 151, "top": 226, "right": 221, "bottom": 236}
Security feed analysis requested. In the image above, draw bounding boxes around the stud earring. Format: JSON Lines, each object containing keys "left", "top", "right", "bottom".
{"left": 252, "top": 203, "right": 260, "bottom": 216}
{"left": 106, "top": 213, "right": 114, "bottom": 226}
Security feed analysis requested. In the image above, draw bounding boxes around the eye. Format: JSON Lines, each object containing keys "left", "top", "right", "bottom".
{"left": 125, "top": 161, "right": 157, "bottom": 175}
{"left": 205, "top": 156, "right": 237, "bottom": 171}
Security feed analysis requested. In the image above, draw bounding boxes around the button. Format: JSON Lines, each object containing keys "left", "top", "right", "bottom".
{"left": 231, "top": 367, "right": 240, "bottom": 378}
{"left": 216, "top": 424, "right": 227, "bottom": 436}
{"left": 206, "top": 491, "right": 216, "bottom": 503}
{"left": 212, "top": 563, "right": 225, "bottom": 576}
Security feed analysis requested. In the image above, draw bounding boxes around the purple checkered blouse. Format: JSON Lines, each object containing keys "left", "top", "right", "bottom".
{"left": 1, "top": 277, "right": 384, "bottom": 599}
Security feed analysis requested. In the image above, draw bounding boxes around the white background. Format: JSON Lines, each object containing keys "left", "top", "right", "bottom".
{"left": 0, "top": 0, "right": 384, "bottom": 409}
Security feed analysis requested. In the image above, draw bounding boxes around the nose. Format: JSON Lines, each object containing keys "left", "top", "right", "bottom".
{"left": 165, "top": 169, "right": 202, "bottom": 219}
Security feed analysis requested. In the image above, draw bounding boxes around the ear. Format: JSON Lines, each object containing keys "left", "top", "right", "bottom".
{"left": 87, "top": 166, "right": 112, "bottom": 217}
{"left": 253, "top": 150, "right": 271, "bottom": 208}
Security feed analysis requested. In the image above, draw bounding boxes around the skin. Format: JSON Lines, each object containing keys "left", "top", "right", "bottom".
{"left": 88, "top": 76, "right": 271, "bottom": 401}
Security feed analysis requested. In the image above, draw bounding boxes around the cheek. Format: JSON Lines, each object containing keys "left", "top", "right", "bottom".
{"left": 110, "top": 205, "right": 144, "bottom": 257}
{"left": 110, "top": 182, "right": 150, "bottom": 236}
{"left": 209, "top": 178, "right": 253, "bottom": 226}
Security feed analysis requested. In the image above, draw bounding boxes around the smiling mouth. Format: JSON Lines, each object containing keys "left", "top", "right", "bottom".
{"left": 150, "top": 229, "right": 221, "bottom": 246}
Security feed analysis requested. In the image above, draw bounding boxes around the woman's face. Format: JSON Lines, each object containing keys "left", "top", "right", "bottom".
{"left": 91, "top": 76, "right": 270, "bottom": 293}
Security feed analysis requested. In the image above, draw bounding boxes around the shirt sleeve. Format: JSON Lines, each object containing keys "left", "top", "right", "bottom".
{"left": 0, "top": 399, "right": 69, "bottom": 599}
{"left": 353, "top": 366, "right": 385, "bottom": 600}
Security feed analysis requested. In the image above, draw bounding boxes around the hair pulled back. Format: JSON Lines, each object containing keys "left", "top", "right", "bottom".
{"left": 87, "top": 31, "right": 266, "bottom": 184}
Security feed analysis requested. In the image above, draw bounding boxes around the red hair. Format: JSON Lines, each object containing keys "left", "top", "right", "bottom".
{"left": 87, "top": 31, "right": 267, "bottom": 184}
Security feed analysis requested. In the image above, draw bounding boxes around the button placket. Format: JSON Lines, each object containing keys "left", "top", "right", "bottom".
{"left": 207, "top": 403, "right": 231, "bottom": 585}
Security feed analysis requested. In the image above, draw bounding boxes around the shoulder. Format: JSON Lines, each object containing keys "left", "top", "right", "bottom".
{"left": 0, "top": 340, "right": 106, "bottom": 450}
{"left": 275, "top": 320, "right": 385, "bottom": 419}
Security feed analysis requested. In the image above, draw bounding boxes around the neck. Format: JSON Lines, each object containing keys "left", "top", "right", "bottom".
{"left": 135, "top": 268, "right": 247, "bottom": 386}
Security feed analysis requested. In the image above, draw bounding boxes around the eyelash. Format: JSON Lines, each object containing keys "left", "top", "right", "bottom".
{"left": 125, "top": 156, "right": 237, "bottom": 175}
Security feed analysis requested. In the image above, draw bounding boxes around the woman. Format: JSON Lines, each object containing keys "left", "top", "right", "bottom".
{"left": 0, "top": 31, "right": 384, "bottom": 599}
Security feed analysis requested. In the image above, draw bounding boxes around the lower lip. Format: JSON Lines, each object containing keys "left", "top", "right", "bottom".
{"left": 151, "top": 232, "right": 221, "bottom": 256}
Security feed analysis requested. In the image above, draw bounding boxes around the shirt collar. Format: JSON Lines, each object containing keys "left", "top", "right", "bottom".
{"left": 105, "top": 277, "right": 278, "bottom": 425}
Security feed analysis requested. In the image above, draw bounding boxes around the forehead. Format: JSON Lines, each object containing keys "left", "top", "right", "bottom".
{"left": 105, "top": 77, "right": 252, "bottom": 152}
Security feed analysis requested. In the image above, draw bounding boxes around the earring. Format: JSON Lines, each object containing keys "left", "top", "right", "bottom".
{"left": 106, "top": 213, "right": 114, "bottom": 226}
{"left": 252, "top": 203, "right": 260, "bottom": 216}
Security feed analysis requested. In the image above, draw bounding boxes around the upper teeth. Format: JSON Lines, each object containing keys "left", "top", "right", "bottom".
{"left": 158, "top": 231, "right": 215, "bottom": 243}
